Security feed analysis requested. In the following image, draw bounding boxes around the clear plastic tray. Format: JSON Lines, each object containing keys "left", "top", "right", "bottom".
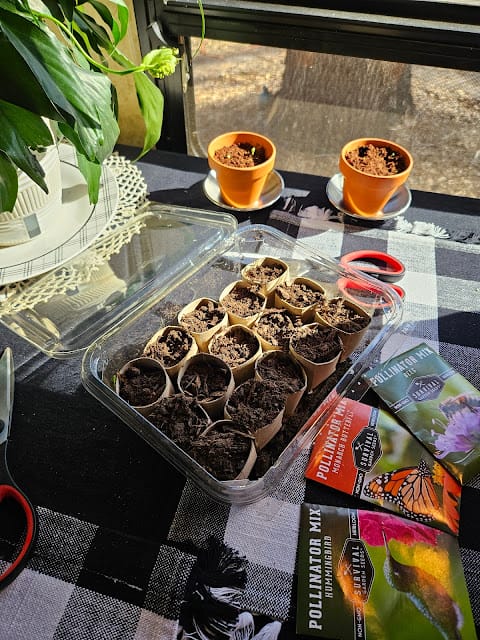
{"left": 79, "top": 206, "right": 403, "bottom": 504}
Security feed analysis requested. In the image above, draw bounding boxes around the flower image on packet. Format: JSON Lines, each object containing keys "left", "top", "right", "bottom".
{"left": 365, "top": 342, "right": 480, "bottom": 484}
{"left": 305, "top": 397, "right": 461, "bottom": 535}
{"left": 296, "top": 504, "right": 476, "bottom": 639}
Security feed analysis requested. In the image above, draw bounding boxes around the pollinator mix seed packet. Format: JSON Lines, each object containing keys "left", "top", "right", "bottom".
{"left": 296, "top": 503, "right": 476, "bottom": 639}
{"left": 365, "top": 342, "right": 480, "bottom": 483}
{"left": 305, "top": 397, "right": 461, "bottom": 535}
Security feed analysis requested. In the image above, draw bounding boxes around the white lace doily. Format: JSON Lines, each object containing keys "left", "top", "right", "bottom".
{"left": 0, "top": 153, "right": 149, "bottom": 317}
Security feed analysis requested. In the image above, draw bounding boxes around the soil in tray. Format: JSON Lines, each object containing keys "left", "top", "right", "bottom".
{"left": 214, "top": 142, "right": 266, "bottom": 167}
{"left": 221, "top": 284, "right": 265, "bottom": 318}
{"left": 291, "top": 325, "right": 342, "bottom": 363}
{"left": 144, "top": 327, "right": 193, "bottom": 367}
{"left": 117, "top": 364, "right": 167, "bottom": 406}
{"left": 250, "top": 359, "right": 351, "bottom": 479}
{"left": 244, "top": 262, "right": 286, "bottom": 284}
{"left": 148, "top": 395, "right": 209, "bottom": 452}
{"left": 180, "top": 359, "right": 231, "bottom": 402}
{"left": 276, "top": 282, "right": 324, "bottom": 307}
{"left": 255, "top": 308, "right": 300, "bottom": 349}
{"left": 180, "top": 300, "right": 226, "bottom": 333}
{"left": 318, "top": 298, "right": 370, "bottom": 333}
{"left": 226, "top": 379, "right": 286, "bottom": 430}
{"left": 345, "top": 143, "right": 407, "bottom": 176}
{"left": 190, "top": 423, "right": 253, "bottom": 480}
{"left": 209, "top": 326, "right": 259, "bottom": 367}
{"left": 256, "top": 352, "right": 305, "bottom": 394}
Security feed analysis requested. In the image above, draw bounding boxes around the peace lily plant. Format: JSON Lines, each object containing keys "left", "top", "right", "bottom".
{"left": 0, "top": 0, "right": 204, "bottom": 211}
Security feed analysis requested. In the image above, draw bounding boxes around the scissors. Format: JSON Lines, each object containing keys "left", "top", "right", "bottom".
{"left": 338, "top": 250, "right": 406, "bottom": 308}
{"left": 0, "top": 347, "right": 38, "bottom": 589}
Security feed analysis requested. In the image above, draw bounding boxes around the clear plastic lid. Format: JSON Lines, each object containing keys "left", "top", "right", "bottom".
{"left": 79, "top": 216, "right": 403, "bottom": 504}
{"left": 0, "top": 205, "right": 237, "bottom": 358}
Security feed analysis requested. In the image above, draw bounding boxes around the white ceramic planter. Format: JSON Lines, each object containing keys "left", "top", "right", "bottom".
{"left": 0, "top": 143, "right": 62, "bottom": 246}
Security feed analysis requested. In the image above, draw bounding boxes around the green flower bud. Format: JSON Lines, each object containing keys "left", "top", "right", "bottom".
{"left": 142, "top": 47, "right": 180, "bottom": 79}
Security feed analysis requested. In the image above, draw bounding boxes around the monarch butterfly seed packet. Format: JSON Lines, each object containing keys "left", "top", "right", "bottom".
{"left": 296, "top": 503, "right": 476, "bottom": 639}
{"left": 305, "top": 397, "right": 461, "bottom": 535}
{"left": 365, "top": 342, "right": 480, "bottom": 484}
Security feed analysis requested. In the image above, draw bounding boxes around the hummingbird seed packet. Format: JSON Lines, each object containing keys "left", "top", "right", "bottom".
{"left": 364, "top": 343, "right": 480, "bottom": 484}
{"left": 296, "top": 503, "right": 476, "bottom": 639}
{"left": 305, "top": 397, "right": 461, "bottom": 536}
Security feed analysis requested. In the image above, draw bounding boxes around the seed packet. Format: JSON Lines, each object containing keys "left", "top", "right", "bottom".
{"left": 296, "top": 503, "right": 476, "bottom": 639}
{"left": 305, "top": 397, "right": 461, "bottom": 535}
{"left": 364, "top": 342, "right": 480, "bottom": 483}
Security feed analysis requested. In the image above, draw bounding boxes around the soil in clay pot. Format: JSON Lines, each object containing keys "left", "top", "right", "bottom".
{"left": 209, "top": 325, "right": 260, "bottom": 368}
{"left": 317, "top": 298, "right": 370, "bottom": 333}
{"left": 345, "top": 144, "right": 407, "bottom": 176}
{"left": 190, "top": 422, "right": 255, "bottom": 480}
{"left": 226, "top": 379, "right": 286, "bottom": 433}
{"left": 148, "top": 395, "right": 209, "bottom": 453}
{"left": 116, "top": 361, "right": 168, "bottom": 407}
{"left": 291, "top": 325, "right": 342, "bottom": 363}
{"left": 143, "top": 326, "right": 193, "bottom": 368}
{"left": 179, "top": 358, "right": 232, "bottom": 403}
{"left": 214, "top": 142, "right": 266, "bottom": 167}
{"left": 221, "top": 282, "right": 265, "bottom": 320}
{"left": 255, "top": 308, "right": 300, "bottom": 350}
{"left": 179, "top": 299, "right": 226, "bottom": 334}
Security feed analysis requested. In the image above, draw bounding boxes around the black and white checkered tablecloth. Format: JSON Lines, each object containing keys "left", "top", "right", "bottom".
{"left": 0, "top": 155, "right": 479, "bottom": 640}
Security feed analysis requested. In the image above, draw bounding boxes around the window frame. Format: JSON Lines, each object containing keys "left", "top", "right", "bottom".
{"left": 134, "top": 0, "right": 480, "bottom": 150}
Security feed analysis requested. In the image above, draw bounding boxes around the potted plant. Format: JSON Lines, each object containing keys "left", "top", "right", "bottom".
{"left": 0, "top": 0, "right": 204, "bottom": 214}
{"left": 207, "top": 131, "right": 276, "bottom": 209}
{"left": 339, "top": 137, "right": 413, "bottom": 216}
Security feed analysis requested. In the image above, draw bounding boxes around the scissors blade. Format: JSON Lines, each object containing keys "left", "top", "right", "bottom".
{"left": 0, "top": 347, "right": 14, "bottom": 446}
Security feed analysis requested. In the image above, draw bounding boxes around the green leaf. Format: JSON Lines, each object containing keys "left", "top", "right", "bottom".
{"left": 86, "top": 0, "right": 128, "bottom": 44}
{"left": 76, "top": 150, "right": 102, "bottom": 204}
{"left": 0, "top": 151, "right": 19, "bottom": 212}
{"left": 0, "top": 102, "right": 52, "bottom": 189}
{"left": 133, "top": 72, "right": 164, "bottom": 159}
{"left": 0, "top": 6, "right": 118, "bottom": 161}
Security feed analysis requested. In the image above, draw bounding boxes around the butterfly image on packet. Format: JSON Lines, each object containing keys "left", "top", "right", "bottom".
{"left": 365, "top": 342, "right": 480, "bottom": 484}
{"left": 296, "top": 503, "right": 476, "bottom": 639}
{"left": 305, "top": 397, "right": 461, "bottom": 535}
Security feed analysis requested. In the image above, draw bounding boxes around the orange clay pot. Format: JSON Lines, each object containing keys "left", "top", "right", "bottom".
{"left": 207, "top": 131, "right": 276, "bottom": 209}
{"left": 339, "top": 138, "right": 413, "bottom": 216}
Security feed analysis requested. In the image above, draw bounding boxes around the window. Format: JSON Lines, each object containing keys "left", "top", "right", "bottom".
{"left": 134, "top": 0, "right": 480, "bottom": 197}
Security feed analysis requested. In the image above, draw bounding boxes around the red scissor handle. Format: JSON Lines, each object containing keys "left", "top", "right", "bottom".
{"left": 340, "top": 250, "right": 405, "bottom": 283}
{"left": 0, "top": 483, "right": 38, "bottom": 589}
{"left": 337, "top": 277, "right": 405, "bottom": 309}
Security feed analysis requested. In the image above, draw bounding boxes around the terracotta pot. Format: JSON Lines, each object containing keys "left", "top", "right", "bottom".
{"left": 339, "top": 137, "right": 413, "bottom": 216}
{"left": 207, "top": 131, "right": 276, "bottom": 209}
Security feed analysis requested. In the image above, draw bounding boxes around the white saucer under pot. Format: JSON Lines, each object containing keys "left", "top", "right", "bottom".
{"left": 203, "top": 169, "right": 284, "bottom": 212}
{"left": 326, "top": 173, "right": 412, "bottom": 220}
